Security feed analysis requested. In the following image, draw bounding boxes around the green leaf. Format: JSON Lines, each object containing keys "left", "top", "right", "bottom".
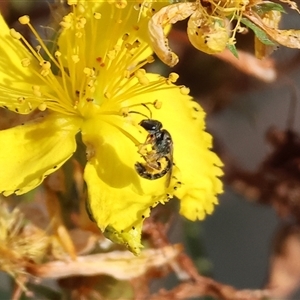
{"left": 254, "top": 2, "right": 286, "bottom": 15}
{"left": 241, "top": 17, "right": 276, "bottom": 46}
{"left": 227, "top": 43, "right": 239, "bottom": 58}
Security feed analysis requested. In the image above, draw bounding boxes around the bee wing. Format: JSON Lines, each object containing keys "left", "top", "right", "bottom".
{"left": 165, "top": 143, "right": 173, "bottom": 188}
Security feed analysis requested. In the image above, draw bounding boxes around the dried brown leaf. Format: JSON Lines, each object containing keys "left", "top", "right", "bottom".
{"left": 148, "top": 2, "right": 197, "bottom": 66}
{"left": 245, "top": 11, "right": 300, "bottom": 49}
{"left": 32, "top": 244, "right": 182, "bottom": 280}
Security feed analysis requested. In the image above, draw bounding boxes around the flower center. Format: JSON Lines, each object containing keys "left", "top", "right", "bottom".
{"left": 10, "top": 2, "right": 184, "bottom": 120}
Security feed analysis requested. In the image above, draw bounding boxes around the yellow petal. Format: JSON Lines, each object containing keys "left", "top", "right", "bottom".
{"left": 123, "top": 74, "right": 223, "bottom": 221}
{"left": 0, "top": 113, "right": 81, "bottom": 196}
{"left": 0, "top": 14, "right": 45, "bottom": 113}
{"left": 82, "top": 117, "right": 168, "bottom": 254}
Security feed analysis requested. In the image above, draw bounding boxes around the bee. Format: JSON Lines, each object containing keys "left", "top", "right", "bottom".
{"left": 134, "top": 112, "right": 173, "bottom": 184}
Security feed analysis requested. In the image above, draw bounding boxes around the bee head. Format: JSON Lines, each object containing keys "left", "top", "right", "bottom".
{"left": 139, "top": 119, "right": 162, "bottom": 133}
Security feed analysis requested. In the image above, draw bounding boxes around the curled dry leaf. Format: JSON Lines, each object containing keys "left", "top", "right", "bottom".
{"left": 254, "top": 10, "right": 281, "bottom": 59}
{"left": 187, "top": 11, "right": 230, "bottom": 55}
{"left": 279, "top": 0, "right": 300, "bottom": 13}
{"left": 245, "top": 11, "right": 300, "bottom": 49}
{"left": 32, "top": 244, "right": 182, "bottom": 280}
{"left": 148, "top": 2, "right": 197, "bottom": 66}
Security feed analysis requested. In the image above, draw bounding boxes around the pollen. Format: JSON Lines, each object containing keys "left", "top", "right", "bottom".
{"left": 93, "top": 12, "right": 101, "bottom": 20}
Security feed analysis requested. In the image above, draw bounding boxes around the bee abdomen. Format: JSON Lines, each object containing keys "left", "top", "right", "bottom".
{"left": 135, "top": 156, "right": 171, "bottom": 180}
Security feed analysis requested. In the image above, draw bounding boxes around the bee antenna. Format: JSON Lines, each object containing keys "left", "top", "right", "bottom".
{"left": 141, "top": 103, "right": 153, "bottom": 119}
{"left": 128, "top": 110, "right": 149, "bottom": 119}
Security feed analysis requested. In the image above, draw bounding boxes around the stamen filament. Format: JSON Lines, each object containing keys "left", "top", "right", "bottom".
{"left": 26, "top": 22, "right": 61, "bottom": 70}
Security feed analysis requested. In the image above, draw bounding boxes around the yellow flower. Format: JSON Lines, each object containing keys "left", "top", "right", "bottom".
{"left": 0, "top": 0, "right": 223, "bottom": 254}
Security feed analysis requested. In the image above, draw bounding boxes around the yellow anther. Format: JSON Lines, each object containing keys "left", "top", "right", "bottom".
{"left": 93, "top": 12, "right": 101, "bottom": 19}
{"left": 18, "top": 15, "right": 30, "bottom": 25}
{"left": 87, "top": 80, "right": 95, "bottom": 88}
{"left": 60, "top": 13, "right": 73, "bottom": 29}
{"left": 68, "top": 0, "right": 78, "bottom": 5}
{"left": 125, "top": 43, "right": 132, "bottom": 50}
{"left": 21, "top": 58, "right": 31, "bottom": 67}
{"left": 132, "top": 40, "right": 141, "bottom": 48}
{"left": 116, "top": 0, "right": 127, "bottom": 9}
{"left": 40, "top": 61, "right": 51, "bottom": 70}
{"left": 76, "top": 17, "right": 86, "bottom": 29}
{"left": 17, "top": 97, "right": 25, "bottom": 103}
{"left": 60, "top": 21, "right": 72, "bottom": 29}
{"left": 38, "top": 103, "right": 47, "bottom": 111}
{"left": 32, "top": 85, "right": 42, "bottom": 97}
{"left": 154, "top": 100, "right": 162, "bottom": 109}
{"left": 122, "top": 33, "right": 129, "bottom": 41}
{"left": 169, "top": 72, "right": 179, "bottom": 83}
{"left": 83, "top": 67, "right": 95, "bottom": 77}
{"left": 147, "top": 56, "right": 155, "bottom": 63}
{"left": 138, "top": 76, "right": 149, "bottom": 85}
{"left": 40, "top": 61, "right": 51, "bottom": 76}
{"left": 135, "top": 69, "right": 146, "bottom": 78}
{"left": 77, "top": 4, "right": 85, "bottom": 13}
{"left": 107, "top": 50, "right": 117, "bottom": 60}
{"left": 10, "top": 29, "right": 21, "bottom": 40}
{"left": 72, "top": 55, "right": 80, "bottom": 63}
{"left": 180, "top": 86, "right": 190, "bottom": 95}
{"left": 120, "top": 107, "right": 129, "bottom": 116}
{"left": 54, "top": 51, "right": 61, "bottom": 57}
{"left": 79, "top": 17, "right": 87, "bottom": 25}
{"left": 104, "top": 92, "right": 111, "bottom": 99}
{"left": 36, "top": 45, "right": 41, "bottom": 53}
{"left": 73, "top": 100, "right": 79, "bottom": 109}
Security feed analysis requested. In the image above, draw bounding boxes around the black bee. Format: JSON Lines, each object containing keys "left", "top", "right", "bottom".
{"left": 135, "top": 118, "right": 173, "bottom": 183}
